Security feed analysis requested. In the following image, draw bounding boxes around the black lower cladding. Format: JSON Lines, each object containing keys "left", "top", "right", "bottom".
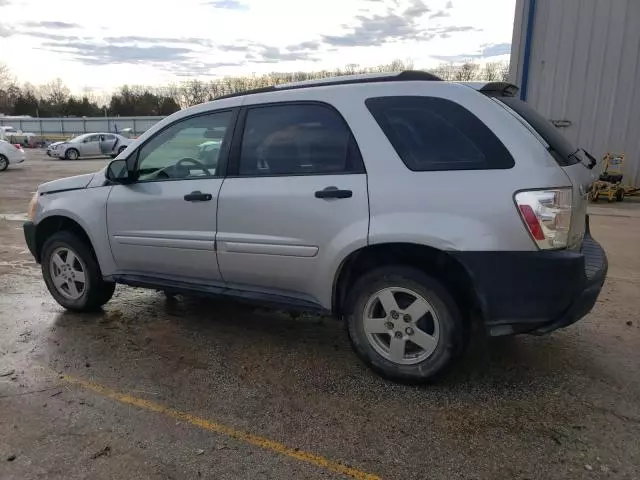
{"left": 452, "top": 220, "right": 607, "bottom": 336}
{"left": 23, "top": 221, "right": 38, "bottom": 261}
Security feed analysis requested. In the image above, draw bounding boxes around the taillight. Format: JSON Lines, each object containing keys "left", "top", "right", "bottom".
{"left": 515, "top": 188, "right": 572, "bottom": 249}
{"left": 13, "top": 144, "right": 22, "bottom": 150}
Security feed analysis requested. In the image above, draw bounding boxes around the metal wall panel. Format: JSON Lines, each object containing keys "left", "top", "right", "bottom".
{"left": 0, "top": 116, "right": 164, "bottom": 137}
{"left": 510, "top": 0, "right": 640, "bottom": 184}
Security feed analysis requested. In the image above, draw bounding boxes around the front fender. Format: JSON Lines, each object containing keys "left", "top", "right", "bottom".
{"left": 36, "top": 186, "right": 117, "bottom": 275}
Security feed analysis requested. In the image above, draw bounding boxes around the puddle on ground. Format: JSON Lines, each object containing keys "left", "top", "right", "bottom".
{"left": 0, "top": 213, "right": 29, "bottom": 222}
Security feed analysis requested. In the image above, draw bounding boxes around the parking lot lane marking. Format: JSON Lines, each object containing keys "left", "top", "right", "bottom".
{"left": 61, "top": 374, "right": 381, "bottom": 480}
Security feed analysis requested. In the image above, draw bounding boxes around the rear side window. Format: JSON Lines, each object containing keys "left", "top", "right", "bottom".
{"left": 365, "top": 96, "right": 514, "bottom": 171}
{"left": 239, "top": 103, "right": 364, "bottom": 176}
{"left": 497, "top": 97, "right": 579, "bottom": 166}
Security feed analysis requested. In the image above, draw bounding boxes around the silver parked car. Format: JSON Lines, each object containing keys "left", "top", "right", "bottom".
{"left": 23, "top": 72, "right": 607, "bottom": 382}
{"left": 50, "top": 133, "right": 132, "bottom": 160}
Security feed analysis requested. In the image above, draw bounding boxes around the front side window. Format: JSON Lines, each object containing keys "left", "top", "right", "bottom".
{"left": 366, "top": 96, "right": 514, "bottom": 171}
{"left": 239, "top": 103, "right": 363, "bottom": 176}
{"left": 136, "top": 110, "right": 233, "bottom": 181}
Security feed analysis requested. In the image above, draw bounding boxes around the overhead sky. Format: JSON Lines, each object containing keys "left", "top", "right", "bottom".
{"left": 0, "top": 0, "right": 515, "bottom": 92}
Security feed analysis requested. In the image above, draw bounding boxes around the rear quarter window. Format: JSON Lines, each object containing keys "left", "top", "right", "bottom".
{"left": 496, "top": 97, "right": 579, "bottom": 167}
{"left": 365, "top": 96, "right": 514, "bottom": 171}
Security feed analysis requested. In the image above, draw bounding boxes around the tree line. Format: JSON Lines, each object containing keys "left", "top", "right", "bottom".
{"left": 0, "top": 60, "right": 509, "bottom": 118}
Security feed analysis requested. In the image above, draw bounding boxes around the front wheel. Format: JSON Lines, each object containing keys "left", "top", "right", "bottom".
{"left": 41, "top": 231, "right": 115, "bottom": 311}
{"left": 344, "top": 267, "right": 465, "bottom": 383}
{"left": 0, "top": 155, "right": 8, "bottom": 172}
{"left": 65, "top": 148, "right": 79, "bottom": 160}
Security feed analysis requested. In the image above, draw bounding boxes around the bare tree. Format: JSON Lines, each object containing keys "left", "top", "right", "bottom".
{"left": 482, "top": 62, "right": 501, "bottom": 82}
{"left": 430, "top": 63, "right": 456, "bottom": 81}
{"left": 499, "top": 62, "right": 511, "bottom": 82}
{"left": 180, "top": 79, "right": 209, "bottom": 107}
{"left": 454, "top": 62, "right": 480, "bottom": 81}
{"left": 39, "top": 78, "right": 70, "bottom": 104}
{"left": 0, "top": 63, "right": 13, "bottom": 89}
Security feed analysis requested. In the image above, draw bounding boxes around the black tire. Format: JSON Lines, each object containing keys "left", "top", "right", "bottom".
{"left": 0, "top": 155, "right": 8, "bottom": 172}
{"left": 344, "top": 266, "right": 466, "bottom": 383}
{"left": 616, "top": 189, "right": 625, "bottom": 202}
{"left": 65, "top": 148, "right": 79, "bottom": 160}
{"left": 41, "top": 231, "right": 115, "bottom": 311}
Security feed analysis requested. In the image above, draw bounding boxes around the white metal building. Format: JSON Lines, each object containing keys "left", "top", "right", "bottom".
{"left": 509, "top": 0, "right": 640, "bottom": 184}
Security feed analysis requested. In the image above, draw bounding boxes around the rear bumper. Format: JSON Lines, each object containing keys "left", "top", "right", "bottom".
{"left": 453, "top": 216, "right": 607, "bottom": 336}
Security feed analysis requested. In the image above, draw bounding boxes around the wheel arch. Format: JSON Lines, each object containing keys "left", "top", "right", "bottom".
{"left": 332, "top": 242, "right": 485, "bottom": 324}
{"left": 35, "top": 215, "right": 96, "bottom": 263}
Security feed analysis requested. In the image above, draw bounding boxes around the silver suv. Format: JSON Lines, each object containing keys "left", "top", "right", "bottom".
{"left": 23, "top": 72, "right": 607, "bottom": 382}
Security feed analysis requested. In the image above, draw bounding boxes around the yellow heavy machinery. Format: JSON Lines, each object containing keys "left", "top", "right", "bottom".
{"left": 589, "top": 152, "right": 640, "bottom": 202}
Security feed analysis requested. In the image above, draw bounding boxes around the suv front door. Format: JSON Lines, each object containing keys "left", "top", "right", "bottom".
{"left": 216, "top": 102, "right": 369, "bottom": 306}
{"left": 106, "top": 109, "right": 237, "bottom": 281}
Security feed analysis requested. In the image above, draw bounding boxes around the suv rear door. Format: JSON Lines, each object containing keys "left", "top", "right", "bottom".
{"left": 216, "top": 102, "right": 369, "bottom": 307}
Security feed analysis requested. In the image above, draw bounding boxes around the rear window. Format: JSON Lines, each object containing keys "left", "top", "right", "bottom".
{"left": 365, "top": 96, "right": 514, "bottom": 171}
{"left": 496, "top": 97, "right": 579, "bottom": 166}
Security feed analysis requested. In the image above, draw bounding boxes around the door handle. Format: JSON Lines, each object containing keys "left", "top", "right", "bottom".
{"left": 314, "top": 186, "right": 353, "bottom": 199}
{"left": 184, "top": 191, "right": 212, "bottom": 202}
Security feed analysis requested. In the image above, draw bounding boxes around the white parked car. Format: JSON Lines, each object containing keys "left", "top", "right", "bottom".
{"left": 0, "top": 139, "right": 25, "bottom": 171}
{"left": 50, "top": 133, "right": 132, "bottom": 160}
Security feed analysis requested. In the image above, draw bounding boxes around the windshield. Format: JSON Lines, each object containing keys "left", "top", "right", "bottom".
{"left": 496, "top": 96, "right": 580, "bottom": 167}
{"left": 69, "top": 135, "right": 85, "bottom": 143}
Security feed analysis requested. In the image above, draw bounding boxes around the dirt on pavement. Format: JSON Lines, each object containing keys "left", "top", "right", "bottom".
{"left": 1, "top": 151, "right": 639, "bottom": 480}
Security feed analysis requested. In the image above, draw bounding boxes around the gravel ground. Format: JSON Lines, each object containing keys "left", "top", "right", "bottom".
{"left": 1, "top": 150, "right": 639, "bottom": 480}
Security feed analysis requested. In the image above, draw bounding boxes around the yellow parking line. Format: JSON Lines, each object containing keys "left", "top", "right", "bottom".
{"left": 61, "top": 374, "right": 381, "bottom": 480}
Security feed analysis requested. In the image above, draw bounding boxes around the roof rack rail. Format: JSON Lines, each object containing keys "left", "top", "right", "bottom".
{"left": 214, "top": 70, "right": 443, "bottom": 101}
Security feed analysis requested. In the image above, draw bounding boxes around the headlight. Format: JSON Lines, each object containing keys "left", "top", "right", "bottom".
{"left": 28, "top": 192, "right": 38, "bottom": 221}
{"left": 515, "top": 188, "right": 572, "bottom": 249}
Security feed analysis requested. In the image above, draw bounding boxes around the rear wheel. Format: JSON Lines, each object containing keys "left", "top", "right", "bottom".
{"left": 344, "top": 266, "right": 465, "bottom": 383}
{"left": 41, "top": 231, "right": 115, "bottom": 311}
{"left": 616, "top": 189, "right": 625, "bottom": 202}
{"left": 0, "top": 155, "right": 8, "bottom": 172}
{"left": 65, "top": 148, "right": 79, "bottom": 160}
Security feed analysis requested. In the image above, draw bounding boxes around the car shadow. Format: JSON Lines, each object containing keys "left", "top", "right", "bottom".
{"left": 44, "top": 289, "right": 590, "bottom": 399}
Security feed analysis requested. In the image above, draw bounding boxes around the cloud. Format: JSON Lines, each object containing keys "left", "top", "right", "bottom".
{"left": 204, "top": 0, "right": 248, "bottom": 9}
{"left": 429, "top": 10, "right": 450, "bottom": 19}
{"left": 40, "top": 41, "right": 195, "bottom": 66}
{"left": 432, "top": 42, "right": 511, "bottom": 62}
{"left": 445, "top": 0, "right": 453, "bottom": 7}
{"left": 320, "top": 0, "right": 432, "bottom": 47}
{"left": 252, "top": 46, "right": 319, "bottom": 63}
{"left": 19, "top": 31, "right": 78, "bottom": 41}
{"left": 105, "top": 35, "right": 212, "bottom": 47}
{"left": 22, "top": 21, "right": 80, "bottom": 29}
{"left": 0, "top": 23, "right": 12, "bottom": 37}
{"left": 480, "top": 42, "right": 511, "bottom": 57}
{"left": 0, "top": 0, "right": 14, "bottom": 5}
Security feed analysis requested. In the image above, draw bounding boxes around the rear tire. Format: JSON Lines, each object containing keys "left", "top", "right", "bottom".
{"left": 344, "top": 266, "right": 465, "bottom": 383}
{"left": 616, "top": 189, "right": 625, "bottom": 202}
{"left": 41, "top": 231, "right": 115, "bottom": 311}
{"left": 0, "top": 155, "right": 8, "bottom": 172}
{"left": 65, "top": 148, "right": 79, "bottom": 160}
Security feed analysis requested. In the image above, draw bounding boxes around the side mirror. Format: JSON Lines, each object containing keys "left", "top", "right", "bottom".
{"left": 106, "top": 158, "right": 135, "bottom": 184}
